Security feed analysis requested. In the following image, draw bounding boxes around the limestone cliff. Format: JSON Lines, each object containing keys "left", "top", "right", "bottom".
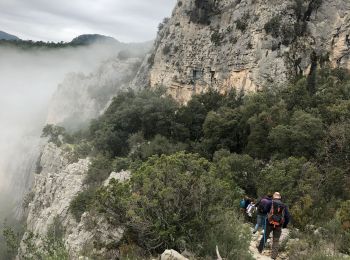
{"left": 18, "top": 143, "right": 125, "bottom": 259}
{"left": 134, "top": 0, "right": 350, "bottom": 103}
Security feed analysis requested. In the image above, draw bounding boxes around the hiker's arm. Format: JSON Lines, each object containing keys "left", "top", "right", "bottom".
{"left": 283, "top": 206, "right": 290, "bottom": 228}
{"left": 254, "top": 198, "right": 261, "bottom": 207}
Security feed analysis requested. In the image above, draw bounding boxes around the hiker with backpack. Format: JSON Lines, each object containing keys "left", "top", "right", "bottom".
{"left": 253, "top": 193, "right": 272, "bottom": 234}
{"left": 240, "top": 196, "right": 252, "bottom": 221}
{"left": 246, "top": 200, "right": 256, "bottom": 218}
{"left": 239, "top": 196, "right": 251, "bottom": 213}
{"left": 257, "top": 192, "right": 290, "bottom": 260}
{"left": 240, "top": 196, "right": 251, "bottom": 209}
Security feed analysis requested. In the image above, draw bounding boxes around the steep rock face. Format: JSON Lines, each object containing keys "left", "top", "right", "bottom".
{"left": 47, "top": 57, "right": 141, "bottom": 130}
{"left": 23, "top": 143, "right": 87, "bottom": 237}
{"left": 18, "top": 143, "right": 124, "bottom": 259}
{"left": 136, "top": 0, "right": 350, "bottom": 103}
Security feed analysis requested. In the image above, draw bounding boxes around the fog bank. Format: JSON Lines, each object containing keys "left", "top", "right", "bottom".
{"left": 0, "top": 43, "right": 132, "bottom": 215}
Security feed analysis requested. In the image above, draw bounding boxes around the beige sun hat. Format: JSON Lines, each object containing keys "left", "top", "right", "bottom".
{"left": 273, "top": 192, "right": 281, "bottom": 200}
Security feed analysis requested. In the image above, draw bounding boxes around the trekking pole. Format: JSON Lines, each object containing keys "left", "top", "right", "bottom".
{"left": 263, "top": 216, "right": 266, "bottom": 248}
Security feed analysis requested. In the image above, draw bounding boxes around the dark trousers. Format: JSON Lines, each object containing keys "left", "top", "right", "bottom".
{"left": 258, "top": 224, "right": 282, "bottom": 259}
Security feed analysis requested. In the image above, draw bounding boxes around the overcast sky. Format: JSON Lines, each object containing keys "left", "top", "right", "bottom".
{"left": 0, "top": 0, "right": 177, "bottom": 42}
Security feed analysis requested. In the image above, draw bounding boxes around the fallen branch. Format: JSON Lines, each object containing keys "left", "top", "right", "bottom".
{"left": 216, "top": 245, "right": 223, "bottom": 260}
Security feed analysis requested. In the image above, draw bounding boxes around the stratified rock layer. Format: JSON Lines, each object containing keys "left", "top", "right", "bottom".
{"left": 134, "top": 0, "right": 350, "bottom": 103}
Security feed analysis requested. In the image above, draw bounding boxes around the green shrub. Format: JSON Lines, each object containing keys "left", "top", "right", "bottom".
{"left": 2, "top": 225, "right": 21, "bottom": 258}
{"left": 75, "top": 141, "right": 92, "bottom": 157}
{"left": 202, "top": 212, "right": 253, "bottom": 259}
{"left": 69, "top": 188, "right": 96, "bottom": 222}
{"left": 20, "top": 217, "right": 69, "bottom": 260}
{"left": 130, "top": 134, "right": 188, "bottom": 161}
{"left": 89, "top": 89, "right": 179, "bottom": 157}
{"left": 214, "top": 151, "right": 261, "bottom": 196}
{"left": 338, "top": 200, "right": 350, "bottom": 231}
{"left": 41, "top": 124, "right": 66, "bottom": 147}
{"left": 211, "top": 30, "right": 224, "bottom": 46}
{"left": 281, "top": 23, "right": 296, "bottom": 45}
{"left": 97, "top": 152, "right": 241, "bottom": 254}
{"left": 235, "top": 13, "right": 249, "bottom": 32}
{"left": 112, "top": 157, "right": 132, "bottom": 172}
{"left": 264, "top": 16, "right": 281, "bottom": 38}
{"left": 269, "top": 110, "right": 324, "bottom": 158}
{"left": 84, "top": 155, "right": 113, "bottom": 186}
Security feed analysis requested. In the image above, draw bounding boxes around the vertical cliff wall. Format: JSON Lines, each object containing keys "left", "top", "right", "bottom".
{"left": 134, "top": 0, "right": 350, "bottom": 103}
{"left": 18, "top": 143, "right": 125, "bottom": 259}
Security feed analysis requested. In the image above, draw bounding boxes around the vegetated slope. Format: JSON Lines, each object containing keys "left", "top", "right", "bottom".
{"left": 0, "top": 31, "right": 19, "bottom": 41}
{"left": 18, "top": 67, "right": 350, "bottom": 259}
{"left": 70, "top": 34, "right": 120, "bottom": 45}
{"left": 134, "top": 0, "right": 350, "bottom": 103}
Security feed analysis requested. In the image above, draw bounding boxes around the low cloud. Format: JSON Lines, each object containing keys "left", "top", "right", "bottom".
{"left": 0, "top": 43, "right": 136, "bottom": 200}
{"left": 0, "top": 0, "right": 176, "bottom": 42}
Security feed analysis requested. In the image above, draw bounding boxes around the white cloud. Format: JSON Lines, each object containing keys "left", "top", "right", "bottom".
{"left": 0, "top": 0, "right": 176, "bottom": 42}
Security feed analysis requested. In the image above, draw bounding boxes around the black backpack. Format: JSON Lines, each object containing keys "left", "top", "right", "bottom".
{"left": 257, "top": 198, "right": 268, "bottom": 214}
{"left": 257, "top": 202, "right": 265, "bottom": 214}
{"left": 268, "top": 200, "right": 286, "bottom": 227}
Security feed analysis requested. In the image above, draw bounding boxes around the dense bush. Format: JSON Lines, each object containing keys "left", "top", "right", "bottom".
{"left": 41, "top": 124, "right": 66, "bottom": 146}
{"left": 69, "top": 188, "right": 96, "bottom": 221}
{"left": 214, "top": 150, "right": 261, "bottom": 196}
{"left": 129, "top": 134, "right": 188, "bottom": 161}
{"left": 97, "top": 152, "right": 244, "bottom": 255}
{"left": 210, "top": 30, "right": 224, "bottom": 46}
{"left": 89, "top": 88, "right": 179, "bottom": 157}
{"left": 202, "top": 212, "right": 253, "bottom": 259}
{"left": 264, "top": 16, "right": 281, "bottom": 38}
{"left": 84, "top": 154, "right": 113, "bottom": 186}
{"left": 19, "top": 217, "right": 68, "bottom": 260}
{"left": 2, "top": 225, "right": 21, "bottom": 258}
{"left": 235, "top": 13, "right": 249, "bottom": 32}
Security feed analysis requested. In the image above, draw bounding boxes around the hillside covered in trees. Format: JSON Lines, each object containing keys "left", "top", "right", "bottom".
{"left": 21, "top": 66, "right": 349, "bottom": 259}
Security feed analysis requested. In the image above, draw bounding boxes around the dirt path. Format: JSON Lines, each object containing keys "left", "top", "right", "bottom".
{"left": 249, "top": 228, "right": 290, "bottom": 260}
{"left": 250, "top": 230, "right": 273, "bottom": 260}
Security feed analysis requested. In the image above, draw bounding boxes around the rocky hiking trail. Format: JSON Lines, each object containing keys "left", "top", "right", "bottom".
{"left": 158, "top": 228, "right": 291, "bottom": 260}
{"left": 249, "top": 228, "right": 289, "bottom": 260}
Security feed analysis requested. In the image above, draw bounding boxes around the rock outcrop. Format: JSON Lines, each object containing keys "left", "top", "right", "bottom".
{"left": 135, "top": 0, "right": 350, "bottom": 103}
{"left": 160, "top": 249, "right": 189, "bottom": 260}
{"left": 103, "top": 170, "right": 131, "bottom": 186}
{"left": 18, "top": 143, "right": 124, "bottom": 259}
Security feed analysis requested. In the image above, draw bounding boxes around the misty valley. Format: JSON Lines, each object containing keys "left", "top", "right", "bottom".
{"left": 0, "top": 35, "right": 151, "bottom": 258}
